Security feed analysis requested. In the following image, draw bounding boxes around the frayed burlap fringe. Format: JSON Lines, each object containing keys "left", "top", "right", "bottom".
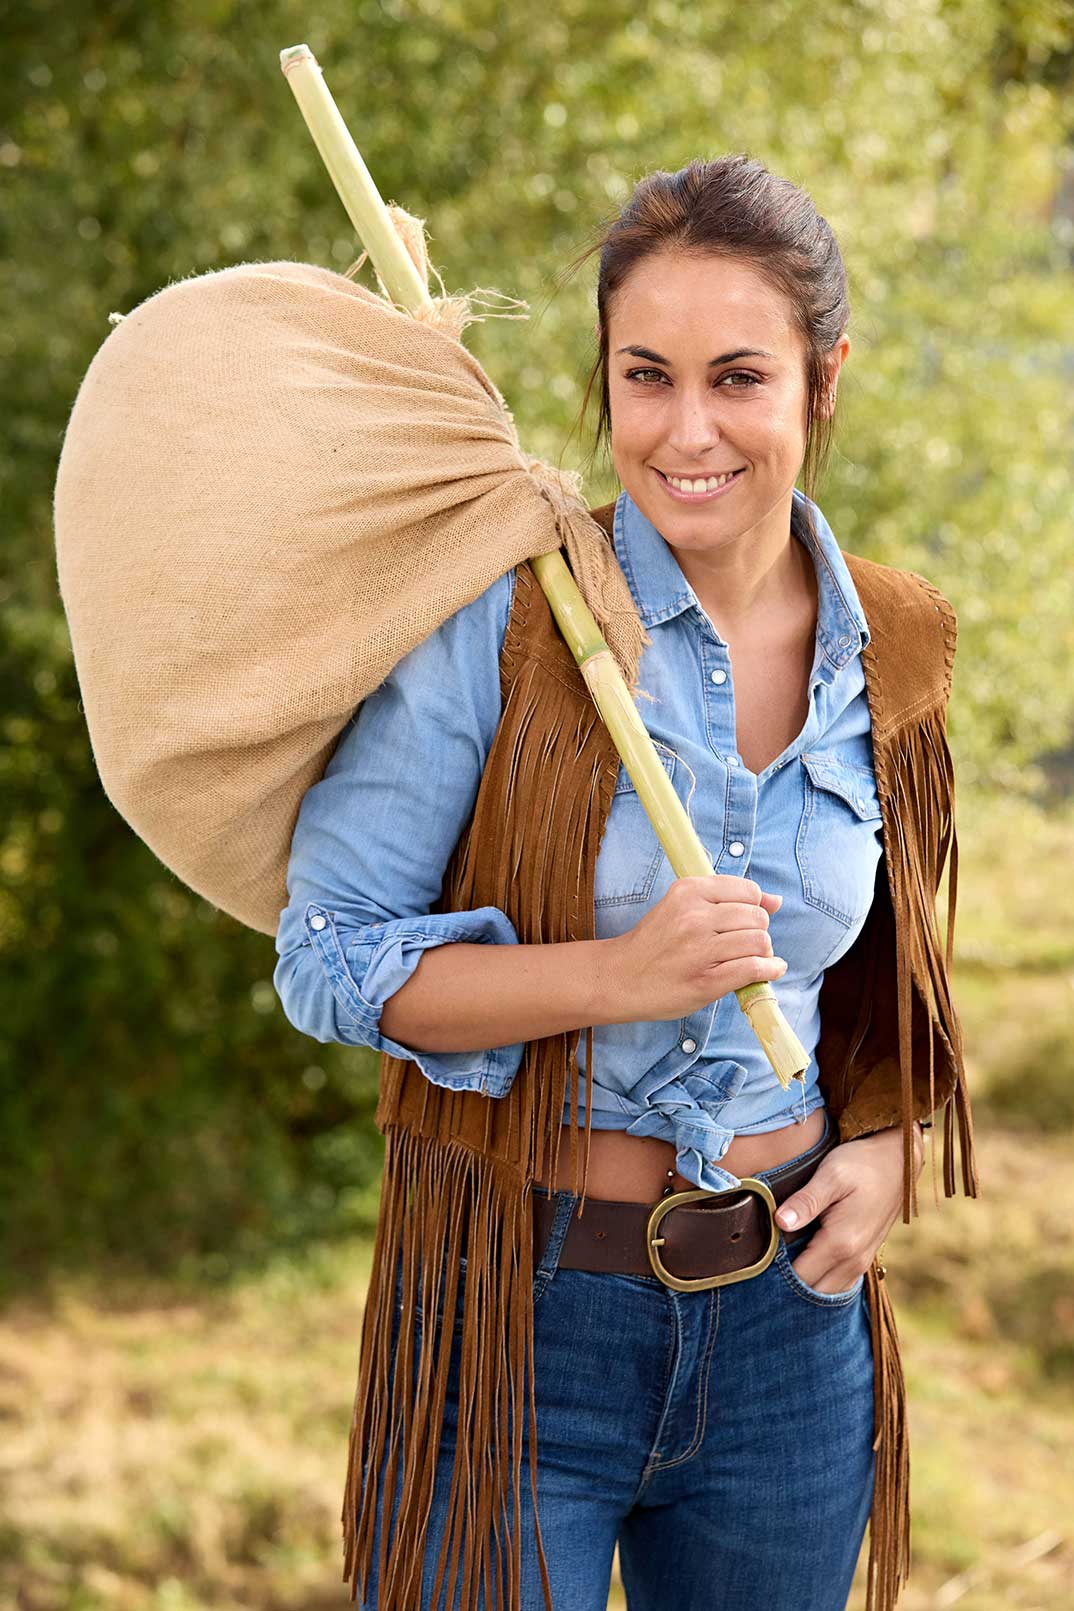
{"left": 521, "top": 455, "right": 652, "bottom": 705}
{"left": 346, "top": 203, "right": 535, "bottom": 347}
{"left": 358, "top": 205, "right": 652, "bottom": 696}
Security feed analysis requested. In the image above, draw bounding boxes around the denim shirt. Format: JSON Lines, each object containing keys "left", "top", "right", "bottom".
{"left": 273, "top": 488, "right": 884, "bottom": 1194}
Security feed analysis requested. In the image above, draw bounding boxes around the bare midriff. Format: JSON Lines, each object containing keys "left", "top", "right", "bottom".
{"left": 534, "top": 1103, "right": 828, "bottom": 1201}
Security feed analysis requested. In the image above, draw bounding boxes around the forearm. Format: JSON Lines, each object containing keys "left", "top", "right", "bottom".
{"left": 379, "top": 937, "right": 625, "bottom": 1052}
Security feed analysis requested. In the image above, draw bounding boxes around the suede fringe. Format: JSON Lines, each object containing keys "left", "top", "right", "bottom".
{"left": 341, "top": 542, "right": 981, "bottom": 1611}
{"left": 341, "top": 1130, "right": 546, "bottom": 1611}
{"left": 862, "top": 1260, "right": 910, "bottom": 1611}
{"left": 341, "top": 561, "right": 616, "bottom": 1609}
{"left": 861, "top": 627, "right": 980, "bottom": 1229}
{"left": 855, "top": 579, "right": 980, "bottom": 1611}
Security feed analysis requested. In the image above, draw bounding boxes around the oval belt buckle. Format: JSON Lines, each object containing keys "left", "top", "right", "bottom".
{"left": 646, "top": 1178, "right": 780, "bottom": 1292}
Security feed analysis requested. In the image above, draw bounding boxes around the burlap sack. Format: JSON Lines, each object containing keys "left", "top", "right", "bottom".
{"left": 53, "top": 260, "right": 646, "bottom": 936}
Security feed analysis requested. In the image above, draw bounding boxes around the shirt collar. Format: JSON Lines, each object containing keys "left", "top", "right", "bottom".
{"left": 612, "top": 486, "right": 870, "bottom": 668}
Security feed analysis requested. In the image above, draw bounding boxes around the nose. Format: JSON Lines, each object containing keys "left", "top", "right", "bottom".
{"left": 665, "top": 388, "right": 722, "bottom": 461}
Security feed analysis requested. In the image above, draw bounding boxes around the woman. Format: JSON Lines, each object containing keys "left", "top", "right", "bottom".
{"left": 274, "top": 156, "right": 954, "bottom": 1611}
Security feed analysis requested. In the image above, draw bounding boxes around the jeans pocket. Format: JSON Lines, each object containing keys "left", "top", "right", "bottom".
{"left": 397, "top": 1252, "right": 556, "bottom": 1341}
{"left": 404, "top": 1253, "right": 470, "bottom": 1339}
{"left": 774, "top": 1234, "right": 864, "bottom": 1307}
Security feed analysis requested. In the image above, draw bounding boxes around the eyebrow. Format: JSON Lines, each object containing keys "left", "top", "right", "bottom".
{"left": 615, "top": 344, "right": 776, "bottom": 366}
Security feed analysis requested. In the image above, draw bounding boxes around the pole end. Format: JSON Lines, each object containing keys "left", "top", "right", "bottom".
{"left": 280, "top": 44, "right": 316, "bottom": 75}
{"left": 736, "top": 985, "right": 810, "bottom": 1089}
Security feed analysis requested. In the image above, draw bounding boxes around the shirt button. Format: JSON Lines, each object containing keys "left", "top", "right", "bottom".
{"left": 710, "top": 669, "right": 727, "bottom": 685}
{"left": 727, "top": 756, "right": 740, "bottom": 767}
{"left": 681, "top": 1038, "right": 697, "bottom": 1054}
{"left": 309, "top": 914, "right": 327, "bottom": 930}
{"left": 839, "top": 634, "right": 851, "bottom": 647}
{"left": 729, "top": 841, "right": 745, "bottom": 856}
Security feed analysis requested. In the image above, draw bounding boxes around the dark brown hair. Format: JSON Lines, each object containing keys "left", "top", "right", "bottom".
{"left": 558, "top": 154, "right": 850, "bottom": 541}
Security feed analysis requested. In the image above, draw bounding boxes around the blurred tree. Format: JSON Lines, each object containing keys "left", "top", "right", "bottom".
{"left": 1, "top": 0, "right": 1071, "bottom": 1287}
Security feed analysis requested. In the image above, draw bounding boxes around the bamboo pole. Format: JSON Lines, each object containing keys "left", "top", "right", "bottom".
{"left": 279, "top": 43, "right": 808, "bottom": 1089}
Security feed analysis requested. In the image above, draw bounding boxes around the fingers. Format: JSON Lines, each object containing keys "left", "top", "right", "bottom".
{"left": 717, "top": 954, "right": 788, "bottom": 991}
{"left": 789, "top": 1250, "right": 862, "bottom": 1294}
{"left": 699, "top": 893, "right": 780, "bottom": 957}
{"left": 709, "top": 901, "right": 773, "bottom": 935}
{"left": 776, "top": 1184, "right": 823, "bottom": 1230}
{"left": 787, "top": 1221, "right": 872, "bottom": 1291}
{"left": 780, "top": 1155, "right": 850, "bottom": 1228}
{"left": 672, "top": 877, "right": 789, "bottom": 985}
{"left": 707, "top": 924, "right": 776, "bottom": 962}
{"left": 687, "top": 875, "right": 783, "bottom": 913}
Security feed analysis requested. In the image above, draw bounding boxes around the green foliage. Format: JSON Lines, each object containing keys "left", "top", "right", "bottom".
{"left": 1, "top": 0, "right": 1072, "bottom": 1286}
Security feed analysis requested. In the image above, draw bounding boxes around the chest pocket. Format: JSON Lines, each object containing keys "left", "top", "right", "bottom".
{"left": 595, "top": 750, "right": 678, "bottom": 908}
{"left": 795, "top": 751, "right": 884, "bottom": 927}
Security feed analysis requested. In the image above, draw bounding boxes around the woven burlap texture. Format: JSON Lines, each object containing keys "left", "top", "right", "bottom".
{"left": 53, "top": 260, "right": 648, "bottom": 935}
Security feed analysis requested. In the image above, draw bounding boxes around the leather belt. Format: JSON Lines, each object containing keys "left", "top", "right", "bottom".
{"left": 531, "top": 1123, "right": 840, "bottom": 1292}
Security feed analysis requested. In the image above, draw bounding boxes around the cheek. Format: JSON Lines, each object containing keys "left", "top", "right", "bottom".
{"left": 737, "top": 403, "right": 803, "bottom": 463}
{"left": 608, "top": 389, "right": 652, "bottom": 440}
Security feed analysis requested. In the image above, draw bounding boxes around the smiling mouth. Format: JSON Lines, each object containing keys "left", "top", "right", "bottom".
{"left": 655, "top": 467, "right": 745, "bottom": 493}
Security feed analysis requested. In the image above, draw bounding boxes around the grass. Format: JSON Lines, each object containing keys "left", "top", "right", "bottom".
{"left": 4, "top": 788, "right": 1074, "bottom": 1609}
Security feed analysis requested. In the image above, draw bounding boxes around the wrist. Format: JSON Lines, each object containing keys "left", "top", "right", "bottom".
{"left": 866, "top": 1118, "right": 926, "bottom": 1162}
{"left": 586, "top": 937, "right": 632, "bottom": 1026}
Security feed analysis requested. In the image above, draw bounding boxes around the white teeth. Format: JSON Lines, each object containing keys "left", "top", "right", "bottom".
{"left": 665, "top": 471, "right": 738, "bottom": 492}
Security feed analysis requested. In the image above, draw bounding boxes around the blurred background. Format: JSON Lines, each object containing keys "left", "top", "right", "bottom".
{"left": 3, "top": 1, "right": 1073, "bottom": 1606}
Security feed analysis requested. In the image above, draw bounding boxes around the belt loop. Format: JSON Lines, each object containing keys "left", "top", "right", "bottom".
{"left": 534, "top": 1187, "right": 578, "bottom": 1281}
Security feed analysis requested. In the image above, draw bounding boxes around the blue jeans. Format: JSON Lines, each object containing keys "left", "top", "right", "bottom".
{"left": 369, "top": 1108, "right": 875, "bottom": 1609}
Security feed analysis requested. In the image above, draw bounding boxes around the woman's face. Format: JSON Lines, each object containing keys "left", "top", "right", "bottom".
{"left": 605, "top": 250, "right": 846, "bottom": 558}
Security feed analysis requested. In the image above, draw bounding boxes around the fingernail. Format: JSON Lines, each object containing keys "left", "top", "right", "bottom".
{"left": 779, "top": 1208, "right": 798, "bottom": 1227}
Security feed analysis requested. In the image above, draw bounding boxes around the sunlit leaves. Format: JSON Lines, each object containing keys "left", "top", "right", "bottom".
{"left": 1, "top": 0, "right": 1071, "bottom": 1270}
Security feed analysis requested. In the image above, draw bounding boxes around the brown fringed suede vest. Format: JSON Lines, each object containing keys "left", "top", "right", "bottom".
{"left": 341, "top": 500, "right": 980, "bottom": 1611}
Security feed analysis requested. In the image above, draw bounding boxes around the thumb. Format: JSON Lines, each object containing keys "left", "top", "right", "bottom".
{"left": 775, "top": 1176, "right": 830, "bottom": 1232}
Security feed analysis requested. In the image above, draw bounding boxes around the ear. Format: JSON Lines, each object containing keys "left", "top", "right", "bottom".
{"left": 822, "top": 333, "right": 851, "bottom": 416}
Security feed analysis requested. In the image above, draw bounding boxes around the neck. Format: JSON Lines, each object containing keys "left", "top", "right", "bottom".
{"left": 665, "top": 489, "right": 815, "bottom": 638}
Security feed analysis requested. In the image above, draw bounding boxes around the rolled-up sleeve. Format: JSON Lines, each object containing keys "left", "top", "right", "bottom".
{"left": 273, "top": 567, "right": 524, "bottom": 1096}
{"left": 284, "top": 902, "right": 524, "bottom": 1094}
